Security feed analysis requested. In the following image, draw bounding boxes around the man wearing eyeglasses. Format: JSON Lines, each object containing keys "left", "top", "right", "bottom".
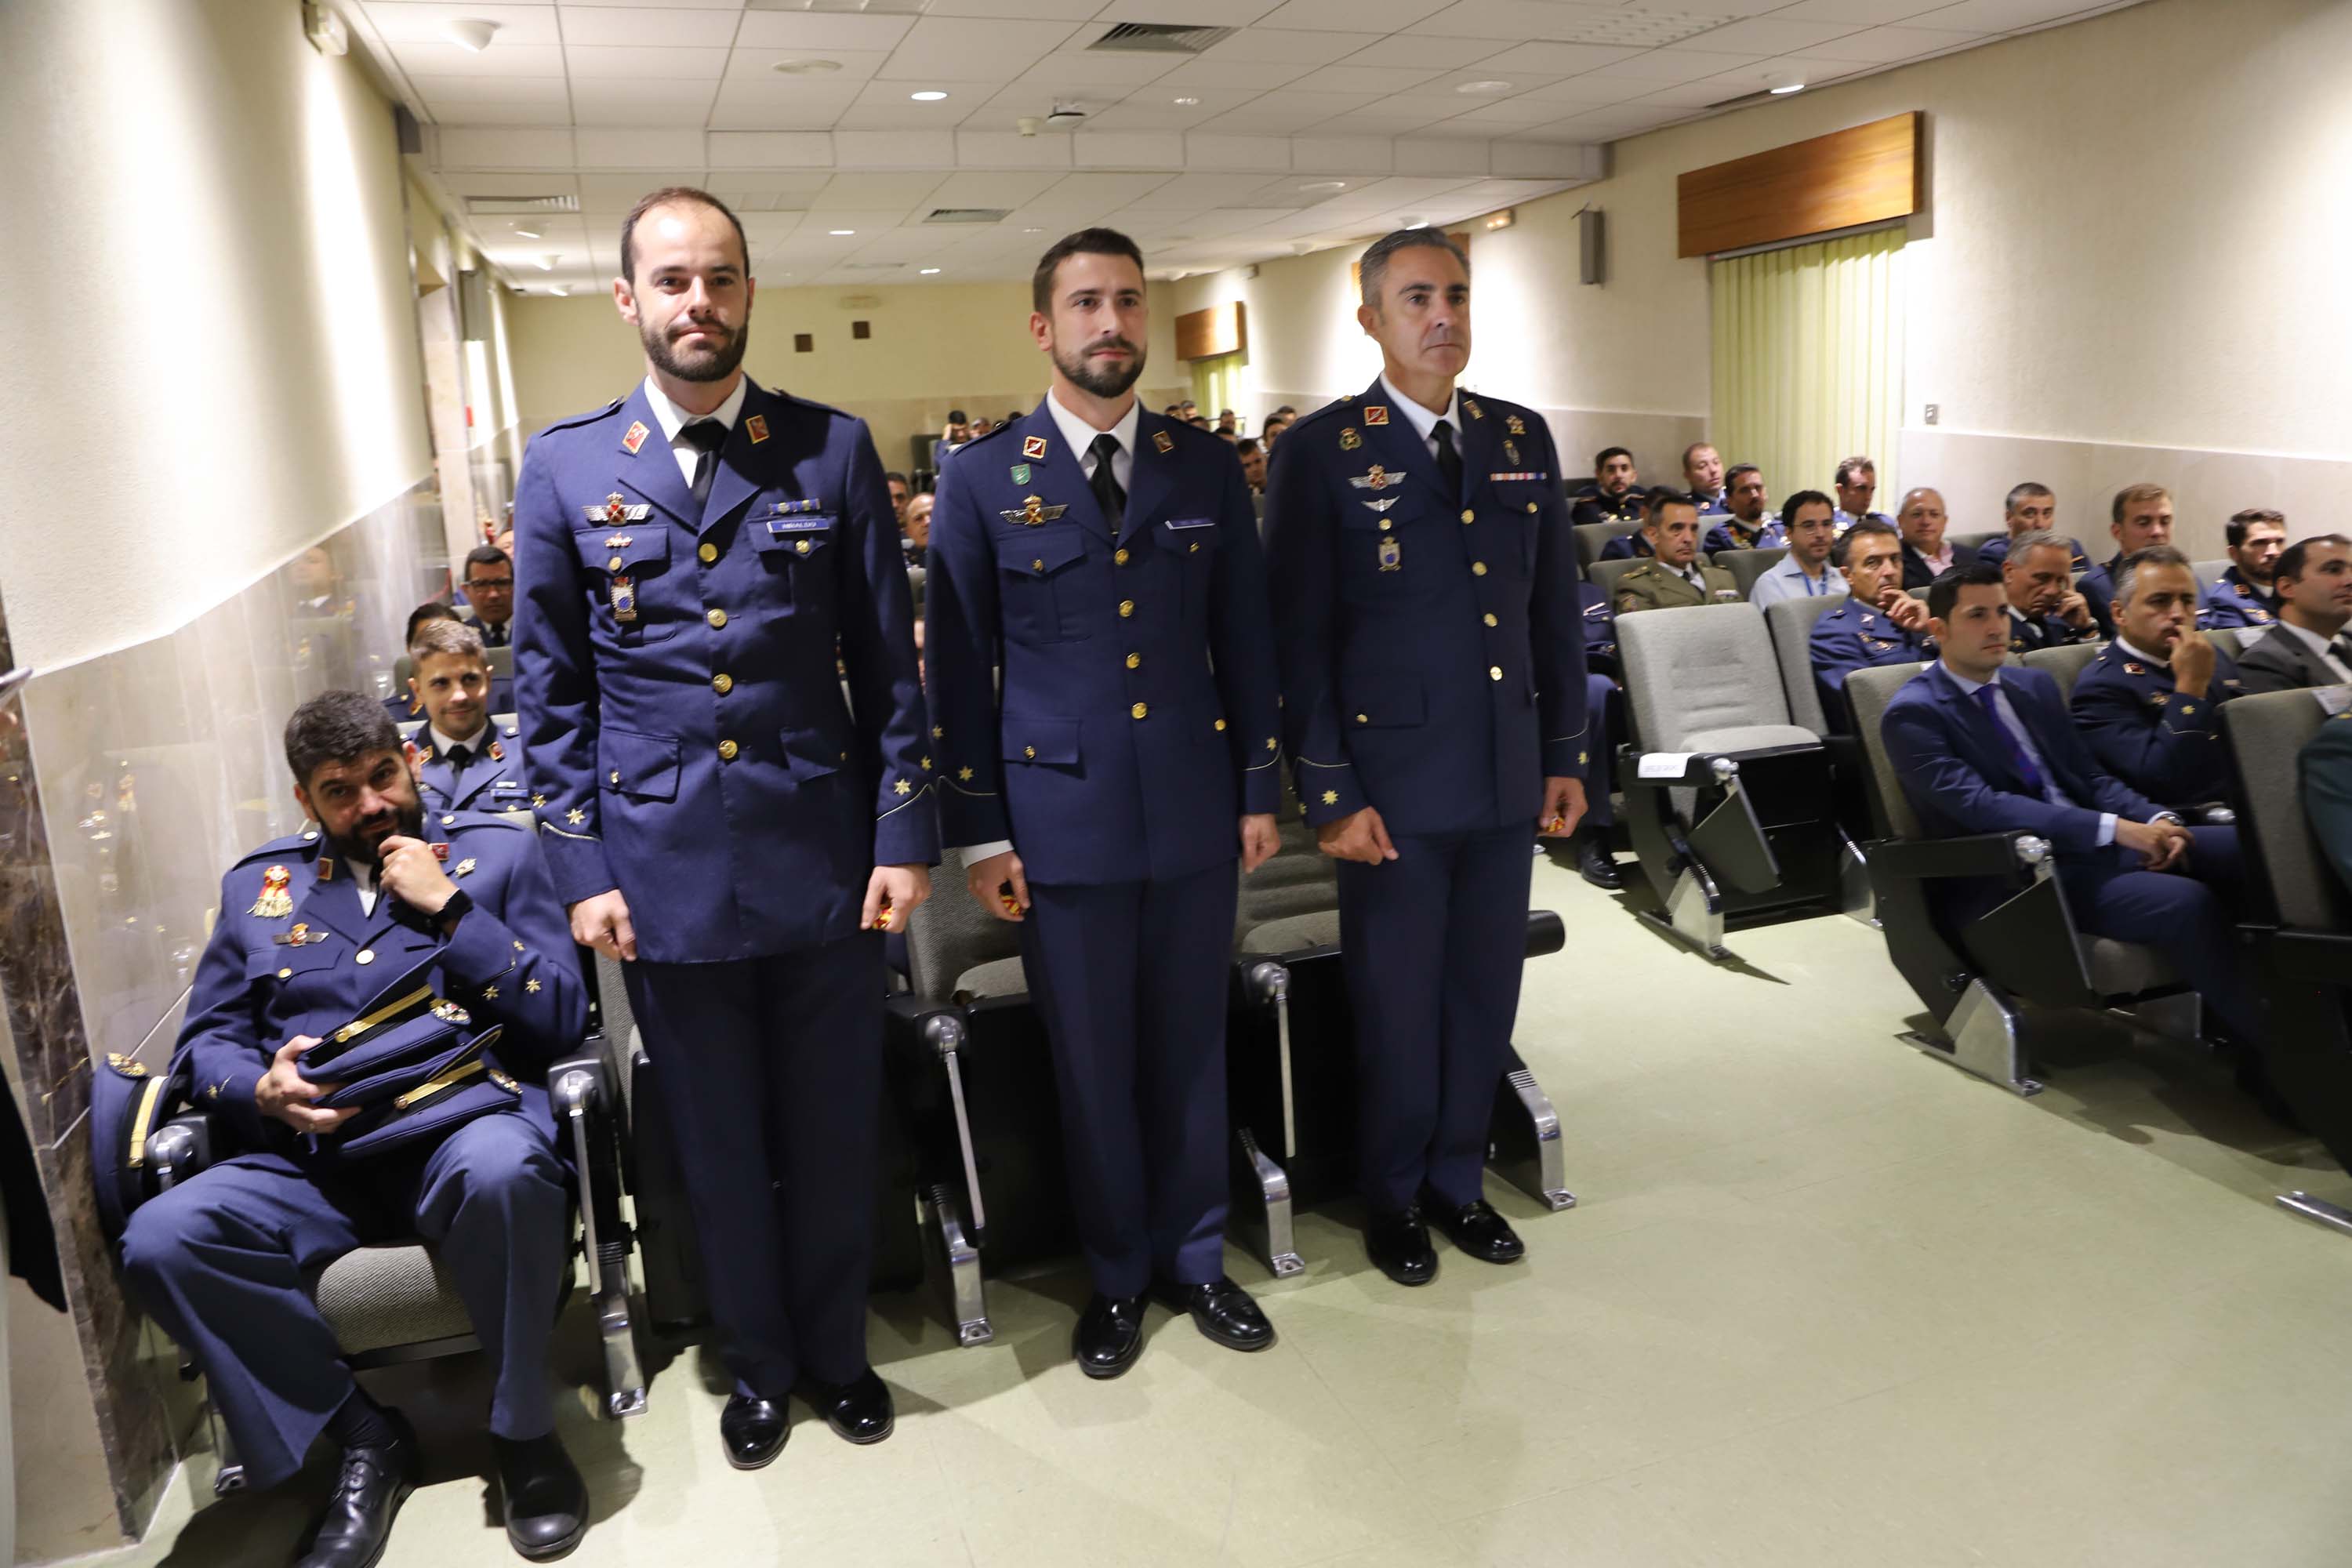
{"left": 459, "top": 544, "right": 517, "bottom": 648}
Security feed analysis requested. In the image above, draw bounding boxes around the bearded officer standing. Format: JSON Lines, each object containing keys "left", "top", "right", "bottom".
{"left": 1263, "top": 228, "right": 1589, "bottom": 1284}
{"left": 925, "top": 228, "right": 1283, "bottom": 1376}
{"left": 513, "top": 187, "right": 935, "bottom": 1468}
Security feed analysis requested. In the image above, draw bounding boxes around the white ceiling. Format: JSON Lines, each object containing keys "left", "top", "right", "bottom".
{"left": 345, "top": 0, "right": 2144, "bottom": 289}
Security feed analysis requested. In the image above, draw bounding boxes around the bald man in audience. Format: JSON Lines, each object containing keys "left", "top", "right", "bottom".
{"left": 1976, "top": 483, "right": 2091, "bottom": 572}
{"left": 2077, "top": 483, "right": 2173, "bottom": 633}
{"left": 2071, "top": 546, "right": 2243, "bottom": 811}
{"left": 1811, "top": 520, "right": 1934, "bottom": 731}
{"left": 2001, "top": 531, "right": 2100, "bottom": 652}
{"left": 1896, "top": 488, "right": 1973, "bottom": 589}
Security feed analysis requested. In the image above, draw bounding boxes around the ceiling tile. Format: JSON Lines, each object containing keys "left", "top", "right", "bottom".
{"left": 559, "top": 0, "right": 749, "bottom": 9}
{"left": 1457, "top": 40, "right": 1643, "bottom": 73}
{"left": 1800, "top": 22, "right": 1987, "bottom": 60}
{"left": 1679, "top": 16, "right": 1869, "bottom": 54}
{"left": 810, "top": 171, "right": 953, "bottom": 207}
{"left": 1121, "top": 170, "right": 1287, "bottom": 206}
{"left": 574, "top": 169, "right": 707, "bottom": 201}
{"left": 732, "top": 10, "right": 920, "bottom": 50}
{"left": 1438, "top": 95, "right": 1579, "bottom": 125}
{"left": 927, "top": 169, "right": 1069, "bottom": 204}
{"left": 417, "top": 96, "right": 572, "bottom": 125}
{"left": 1152, "top": 56, "right": 1319, "bottom": 88}
{"left": 876, "top": 17, "right": 1088, "bottom": 81}
{"left": 439, "top": 169, "right": 583, "bottom": 194}
{"left": 923, "top": 0, "right": 1112, "bottom": 16}
{"left": 358, "top": 3, "right": 562, "bottom": 45}
{"left": 1515, "top": 74, "right": 1668, "bottom": 107}
{"left": 1338, "top": 34, "right": 1513, "bottom": 68}
{"left": 1195, "top": 92, "right": 1381, "bottom": 132}
{"left": 1910, "top": 0, "right": 2110, "bottom": 28}
{"left": 387, "top": 39, "right": 568, "bottom": 74}
{"left": 723, "top": 48, "right": 891, "bottom": 80}
{"left": 1603, "top": 47, "right": 1765, "bottom": 82}
{"left": 1195, "top": 27, "right": 1383, "bottom": 64}
{"left": 1250, "top": 0, "right": 1454, "bottom": 33}
{"left": 439, "top": 127, "right": 578, "bottom": 166}
{"left": 1311, "top": 106, "right": 1457, "bottom": 134}
{"left": 574, "top": 127, "right": 706, "bottom": 165}
{"left": 1630, "top": 72, "right": 1766, "bottom": 108}
{"left": 706, "top": 82, "right": 862, "bottom": 129}
{"left": 412, "top": 73, "right": 572, "bottom": 118}
{"left": 555, "top": 5, "right": 742, "bottom": 46}
{"left": 1014, "top": 49, "right": 1183, "bottom": 85}
{"left": 1083, "top": 93, "right": 1261, "bottom": 130}
{"left": 579, "top": 81, "right": 721, "bottom": 123}
{"left": 564, "top": 44, "right": 731, "bottom": 78}
{"left": 1034, "top": 170, "right": 1183, "bottom": 206}
{"left": 1089, "top": 0, "right": 1289, "bottom": 24}
{"left": 1765, "top": 0, "right": 1959, "bottom": 18}
{"left": 1283, "top": 64, "right": 1447, "bottom": 94}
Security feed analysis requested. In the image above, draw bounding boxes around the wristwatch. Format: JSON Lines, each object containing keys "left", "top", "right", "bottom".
{"left": 436, "top": 887, "right": 476, "bottom": 927}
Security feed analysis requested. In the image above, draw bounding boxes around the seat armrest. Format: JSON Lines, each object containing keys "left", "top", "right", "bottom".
{"left": 1621, "top": 750, "right": 1740, "bottom": 789}
{"left": 147, "top": 1111, "right": 220, "bottom": 1191}
{"left": 2270, "top": 930, "right": 2352, "bottom": 985}
{"left": 1870, "top": 832, "right": 2049, "bottom": 884}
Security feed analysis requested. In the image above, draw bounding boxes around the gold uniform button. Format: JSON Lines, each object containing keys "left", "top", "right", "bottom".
{"left": 1119, "top": 600, "right": 1134, "bottom": 618}
{"left": 796, "top": 540, "right": 811, "bottom": 555}
{"left": 1378, "top": 520, "right": 1392, "bottom": 532}
{"left": 356, "top": 949, "right": 375, "bottom": 965}
{"left": 608, "top": 554, "right": 624, "bottom": 572}
{"left": 278, "top": 967, "right": 292, "bottom": 980}
{"left": 1483, "top": 613, "right": 1498, "bottom": 626}
{"left": 713, "top": 673, "right": 733, "bottom": 695}
{"left": 1131, "top": 702, "right": 1149, "bottom": 720}
{"left": 1472, "top": 561, "right": 1488, "bottom": 576}
{"left": 1024, "top": 746, "right": 1036, "bottom": 760}
{"left": 706, "top": 608, "right": 728, "bottom": 628}
{"left": 718, "top": 739, "right": 739, "bottom": 760}
{"left": 1526, "top": 502, "right": 1539, "bottom": 514}
{"left": 1356, "top": 713, "right": 1369, "bottom": 724}
{"left": 1033, "top": 558, "right": 1045, "bottom": 572}
{"left": 1125, "top": 653, "right": 1142, "bottom": 670}
{"left": 1461, "top": 509, "right": 1475, "bottom": 524}
{"left": 1115, "top": 548, "right": 1131, "bottom": 565}
{"left": 1214, "top": 719, "right": 1227, "bottom": 731}
{"left": 609, "top": 770, "right": 621, "bottom": 784}
{"left": 699, "top": 542, "right": 718, "bottom": 563}
{"left": 1489, "top": 666, "right": 1503, "bottom": 681}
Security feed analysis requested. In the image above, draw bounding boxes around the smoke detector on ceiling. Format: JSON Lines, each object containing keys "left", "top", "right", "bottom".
{"left": 1017, "top": 104, "right": 1087, "bottom": 135}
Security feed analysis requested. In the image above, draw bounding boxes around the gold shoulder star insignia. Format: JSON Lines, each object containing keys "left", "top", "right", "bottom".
{"left": 531, "top": 793, "right": 546, "bottom": 808}
{"left": 483, "top": 984, "right": 499, "bottom": 1000}
{"left": 525, "top": 978, "right": 542, "bottom": 994}
{"left": 566, "top": 808, "right": 586, "bottom": 825}
{"left": 957, "top": 766, "right": 974, "bottom": 782}
{"left": 932, "top": 725, "right": 944, "bottom": 739}
{"left": 1266, "top": 738, "right": 1278, "bottom": 752}
{"left": 1322, "top": 789, "right": 1339, "bottom": 805}
{"left": 893, "top": 779, "right": 912, "bottom": 795}
{"left": 920, "top": 756, "right": 933, "bottom": 771}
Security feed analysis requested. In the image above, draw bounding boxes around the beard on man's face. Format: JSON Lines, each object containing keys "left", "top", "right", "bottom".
{"left": 643, "top": 310, "right": 750, "bottom": 384}
{"left": 1054, "top": 335, "right": 1145, "bottom": 399}
{"left": 329, "top": 797, "right": 426, "bottom": 871}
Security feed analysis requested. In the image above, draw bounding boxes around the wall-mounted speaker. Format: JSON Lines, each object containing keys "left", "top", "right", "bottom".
{"left": 1579, "top": 209, "right": 1604, "bottom": 286}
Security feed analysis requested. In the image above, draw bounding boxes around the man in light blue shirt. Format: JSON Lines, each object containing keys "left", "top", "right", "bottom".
{"left": 1748, "top": 490, "right": 1846, "bottom": 609}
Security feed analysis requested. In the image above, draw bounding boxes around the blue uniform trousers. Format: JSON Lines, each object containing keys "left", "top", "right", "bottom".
{"left": 1018, "top": 860, "right": 1238, "bottom": 1298}
{"left": 2056, "top": 825, "right": 2262, "bottom": 1044}
{"left": 1339, "top": 822, "right": 1534, "bottom": 1213}
{"left": 622, "top": 935, "right": 884, "bottom": 1398}
{"left": 120, "top": 1109, "right": 568, "bottom": 1491}
{"left": 1583, "top": 673, "right": 1618, "bottom": 829}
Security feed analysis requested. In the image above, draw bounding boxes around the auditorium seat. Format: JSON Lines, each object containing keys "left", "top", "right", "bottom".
{"left": 1572, "top": 520, "right": 1640, "bottom": 568}
{"left": 1718, "top": 546, "right": 1788, "bottom": 600}
{"left": 1762, "top": 596, "right": 1845, "bottom": 737}
{"left": 1948, "top": 529, "right": 2001, "bottom": 556}
{"left": 2192, "top": 558, "right": 2228, "bottom": 592}
{"left": 2018, "top": 641, "right": 2103, "bottom": 699}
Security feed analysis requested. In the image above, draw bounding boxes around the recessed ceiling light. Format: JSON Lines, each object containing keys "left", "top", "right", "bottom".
{"left": 772, "top": 58, "right": 843, "bottom": 74}
{"left": 535, "top": 255, "right": 556, "bottom": 271}
{"left": 909, "top": 89, "right": 949, "bottom": 101}
{"left": 549, "top": 286, "right": 567, "bottom": 296}
{"left": 829, "top": 229, "right": 855, "bottom": 236}
{"left": 920, "top": 267, "right": 942, "bottom": 274}
{"left": 1455, "top": 78, "right": 1513, "bottom": 95}
{"left": 1172, "top": 96, "right": 1199, "bottom": 106}
{"left": 513, "top": 227, "right": 540, "bottom": 240}
{"left": 1765, "top": 68, "right": 1806, "bottom": 94}
{"left": 1403, "top": 217, "right": 1428, "bottom": 229}
{"left": 1022, "top": 227, "right": 1042, "bottom": 234}
{"left": 1300, "top": 180, "right": 1348, "bottom": 193}
{"left": 443, "top": 19, "right": 499, "bottom": 52}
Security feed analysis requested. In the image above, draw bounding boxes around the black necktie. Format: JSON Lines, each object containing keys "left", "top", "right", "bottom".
{"left": 1432, "top": 418, "right": 1464, "bottom": 498}
{"left": 1088, "top": 434, "right": 1126, "bottom": 531}
{"left": 681, "top": 419, "right": 728, "bottom": 503}
{"left": 444, "top": 742, "right": 471, "bottom": 785}
{"left": 2331, "top": 634, "right": 2352, "bottom": 670}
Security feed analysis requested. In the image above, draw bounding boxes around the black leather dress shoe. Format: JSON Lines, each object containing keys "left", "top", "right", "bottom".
{"left": 719, "top": 1394, "right": 789, "bottom": 1471}
{"left": 1575, "top": 830, "right": 1624, "bottom": 891}
{"left": 492, "top": 1431, "right": 588, "bottom": 1561}
{"left": 1365, "top": 1207, "right": 1437, "bottom": 1286}
{"left": 1422, "top": 1194, "right": 1526, "bottom": 1264}
{"left": 801, "top": 1368, "right": 895, "bottom": 1446}
{"left": 1073, "top": 1292, "right": 1147, "bottom": 1379}
{"left": 1153, "top": 1275, "right": 1275, "bottom": 1352}
{"left": 296, "top": 1413, "right": 417, "bottom": 1568}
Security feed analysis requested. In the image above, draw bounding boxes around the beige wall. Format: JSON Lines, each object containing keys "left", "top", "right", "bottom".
{"left": 506, "top": 280, "right": 1185, "bottom": 474}
{"left": 1176, "top": 0, "right": 2352, "bottom": 556}
{"left": 0, "top": 0, "right": 431, "bottom": 671}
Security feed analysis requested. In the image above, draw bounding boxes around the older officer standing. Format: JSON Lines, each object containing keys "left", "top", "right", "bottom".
{"left": 1264, "top": 228, "right": 1588, "bottom": 1284}
{"left": 926, "top": 228, "right": 1282, "bottom": 1376}
{"left": 513, "top": 187, "right": 935, "bottom": 1468}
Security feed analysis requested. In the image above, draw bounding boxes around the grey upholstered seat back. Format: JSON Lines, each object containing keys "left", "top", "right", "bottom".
{"left": 1572, "top": 521, "right": 1640, "bottom": 568}
{"left": 1617, "top": 604, "right": 1790, "bottom": 753}
{"left": 1719, "top": 546, "right": 1789, "bottom": 600}
{"left": 1587, "top": 556, "right": 1649, "bottom": 602}
{"left": 1764, "top": 595, "right": 1844, "bottom": 737}
{"left": 2191, "top": 558, "right": 2227, "bottom": 592}
{"left": 2222, "top": 691, "right": 2346, "bottom": 931}
{"left": 1846, "top": 662, "right": 1930, "bottom": 842}
{"left": 2019, "top": 641, "right": 2103, "bottom": 701}
{"left": 906, "top": 844, "right": 1023, "bottom": 1003}
{"left": 1947, "top": 529, "right": 2000, "bottom": 555}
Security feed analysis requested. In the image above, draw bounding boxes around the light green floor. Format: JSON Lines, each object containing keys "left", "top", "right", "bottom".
{"left": 103, "top": 857, "right": 2352, "bottom": 1566}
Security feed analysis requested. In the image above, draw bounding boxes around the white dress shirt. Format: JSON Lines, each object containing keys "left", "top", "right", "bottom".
{"left": 1377, "top": 373, "right": 1461, "bottom": 461}
{"left": 2270, "top": 618, "right": 2352, "bottom": 684}
{"left": 641, "top": 373, "right": 750, "bottom": 489}
{"left": 1943, "top": 664, "right": 2117, "bottom": 847}
{"left": 352, "top": 858, "right": 380, "bottom": 919}
{"left": 1749, "top": 554, "right": 1846, "bottom": 609}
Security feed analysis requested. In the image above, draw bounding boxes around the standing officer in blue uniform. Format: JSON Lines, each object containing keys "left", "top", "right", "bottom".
{"left": 405, "top": 618, "right": 530, "bottom": 815}
{"left": 2071, "top": 546, "right": 2243, "bottom": 809}
{"left": 926, "top": 228, "right": 1283, "bottom": 1377}
{"left": 1702, "top": 463, "right": 1788, "bottom": 555}
{"left": 120, "top": 691, "right": 590, "bottom": 1566}
{"left": 1811, "top": 519, "right": 1935, "bottom": 731}
{"left": 512, "top": 187, "right": 935, "bottom": 1468}
{"left": 2200, "top": 508, "right": 2287, "bottom": 630}
{"left": 1264, "top": 228, "right": 1588, "bottom": 1285}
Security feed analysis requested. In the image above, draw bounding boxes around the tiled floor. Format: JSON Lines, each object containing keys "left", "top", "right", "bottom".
{"left": 98, "top": 856, "right": 2352, "bottom": 1566}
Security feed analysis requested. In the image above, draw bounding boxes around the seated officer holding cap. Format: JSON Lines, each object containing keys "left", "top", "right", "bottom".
{"left": 407, "top": 617, "right": 530, "bottom": 815}
{"left": 118, "top": 691, "right": 590, "bottom": 1567}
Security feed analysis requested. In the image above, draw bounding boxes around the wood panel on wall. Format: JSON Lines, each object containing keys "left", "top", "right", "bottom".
{"left": 1677, "top": 111, "right": 1920, "bottom": 259}
{"left": 1176, "top": 300, "right": 1247, "bottom": 361}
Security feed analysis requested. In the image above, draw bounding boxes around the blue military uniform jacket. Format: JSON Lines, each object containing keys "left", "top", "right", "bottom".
{"left": 926, "top": 400, "right": 1281, "bottom": 885}
{"left": 1596, "top": 530, "right": 1654, "bottom": 561}
{"left": 1580, "top": 580, "right": 1619, "bottom": 681}
{"left": 172, "top": 814, "right": 586, "bottom": 1163}
{"left": 1702, "top": 515, "right": 1788, "bottom": 555}
{"left": 513, "top": 379, "right": 937, "bottom": 964}
{"left": 1811, "top": 598, "right": 1932, "bottom": 728}
{"left": 2068, "top": 643, "right": 2243, "bottom": 808}
{"left": 2198, "top": 566, "right": 2279, "bottom": 630}
{"left": 1694, "top": 489, "right": 1730, "bottom": 518}
{"left": 1569, "top": 486, "right": 1642, "bottom": 528}
{"left": 1833, "top": 508, "right": 1895, "bottom": 532}
{"left": 416, "top": 722, "right": 531, "bottom": 815}
{"left": 2007, "top": 608, "right": 2093, "bottom": 653}
{"left": 1264, "top": 378, "right": 1588, "bottom": 835}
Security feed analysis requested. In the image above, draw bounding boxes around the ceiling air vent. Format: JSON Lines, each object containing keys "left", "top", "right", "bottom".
{"left": 466, "top": 194, "right": 581, "bottom": 216}
{"left": 924, "top": 207, "right": 1011, "bottom": 224}
{"left": 1088, "top": 21, "right": 1235, "bottom": 53}
{"left": 841, "top": 261, "right": 906, "bottom": 270}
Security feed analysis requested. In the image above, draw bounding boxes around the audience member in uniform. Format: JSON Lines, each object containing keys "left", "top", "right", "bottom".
{"left": 2237, "top": 534, "right": 2352, "bottom": 693}
{"left": 1703, "top": 464, "right": 1787, "bottom": 554}
{"left": 1216, "top": 408, "right": 1237, "bottom": 434}
{"left": 1748, "top": 490, "right": 1845, "bottom": 608}
{"left": 2077, "top": 483, "right": 2173, "bottom": 628}
{"left": 1681, "top": 442, "right": 1728, "bottom": 516}
{"left": 1611, "top": 490, "right": 1735, "bottom": 614}
{"left": 2200, "top": 508, "right": 2287, "bottom": 630}
{"left": 1976, "top": 482, "right": 2089, "bottom": 570}
{"left": 884, "top": 470, "right": 911, "bottom": 528}
{"left": 1832, "top": 456, "right": 1893, "bottom": 530}
{"left": 292, "top": 544, "right": 350, "bottom": 616}
{"left": 1882, "top": 562, "right": 2265, "bottom": 1048}
{"left": 1569, "top": 582, "right": 1625, "bottom": 890}
{"left": 1261, "top": 413, "right": 1290, "bottom": 450}
{"left": 1570, "top": 446, "right": 1642, "bottom": 526}
{"left": 456, "top": 544, "right": 515, "bottom": 649}
{"left": 2001, "top": 530, "right": 2100, "bottom": 651}
{"left": 933, "top": 411, "right": 970, "bottom": 470}
{"left": 385, "top": 602, "right": 460, "bottom": 723}
{"left": 1236, "top": 437, "right": 1266, "bottom": 495}
{"left": 902, "top": 490, "right": 934, "bottom": 568}
{"left": 1896, "top": 488, "right": 1973, "bottom": 589}
{"left": 1811, "top": 520, "right": 1934, "bottom": 730}
{"left": 2070, "top": 546, "right": 2241, "bottom": 811}
{"left": 407, "top": 619, "right": 529, "bottom": 816}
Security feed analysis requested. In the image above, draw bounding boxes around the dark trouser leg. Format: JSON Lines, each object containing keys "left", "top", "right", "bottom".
{"left": 1339, "top": 833, "right": 1459, "bottom": 1214}
{"left": 1021, "top": 880, "right": 1152, "bottom": 1298}
{"left": 118, "top": 1155, "right": 372, "bottom": 1491}
{"left": 2064, "top": 828, "right": 2264, "bottom": 1046}
{"left": 405, "top": 1105, "right": 571, "bottom": 1440}
{"left": 1581, "top": 674, "right": 1618, "bottom": 829}
{"left": 755, "top": 935, "right": 885, "bottom": 1388}
{"left": 1137, "top": 860, "right": 1240, "bottom": 1287}
{"left": 624, "top": 959, "right": 800, "bottom": 1397}
{"left": 1425, "top": 826, "right": 1537, "bottom": 1207}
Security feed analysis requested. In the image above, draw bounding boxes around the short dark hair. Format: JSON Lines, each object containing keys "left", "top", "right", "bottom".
{"left": 285, "top": 691, "right": 401, "bottom": 789}
{"left": 404, "top": 601, "right": 460, "bottom": 646}
{"left": 1272, "top": 405, "right": 1295, "bottom": 416}
{"left": 2279, "top": 533, "right": 2352, "bottom": 583}
{"left": 1033, "top": 228, "right": 1145, "bottom": 314}
{"left": 2227, "top": 507, "right": 2286, "bottom": 547}
{"left": 884, "top": 470, "right": 908, "bottom": 486}
{"left": 946, "top": 408, "right": 967, "bottom": 423}
{"left": 1835, "top": 455, "right": 1876, "bottom": 486}
{"left": 1726, "top": 463, "right": 1762, "bottom": 488}
{"left": 1927, "top": 559, "right": 2004, "bottom": 622}
{"left": 1163, "top": 404, "right": 1181, "bottom": 416}
{"left": 1782, "top": 488, "right": 1835, "bottom": 524}
{"left": 463, "top": 545, "right": 511, "bottom": 583}
{"left": 619, "top": 186, "right": 750, "bottom": 286}
{"left": 1357, "top": 227, "right": 1468, "bottom": 307}
{"left": 1833, "top": 517, "right": 1901, "bottom": 568}
{"left": 2111, "top": 544, "right": 2194, "bottom": 608}
{"left": 1594, "top": 445, "right": 1633, "bottom": 472}
{"left": 1189, "top": 416, "right": 1210, "bottom": 426}
{"left": 1235, "top": 437, "right": 1261, "bottom": 455}
{"left": 2005, "top": 481, "right": 2054, "bottom": 514}
{"left": 1642, "top": 487, "right": 1697, "bottom": 525}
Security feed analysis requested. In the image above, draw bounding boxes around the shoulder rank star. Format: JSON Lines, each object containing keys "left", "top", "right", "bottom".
{"left": 1506, "top": 414, "right": 1526, "bottom": 436}
{"left": 1002, "top": 495, "right": 1068, "bottom": 527}
{"left": 1348, "top": 466, "right": 1396, "bottom": 492}
{"left": 250, "top": 866, "right": 293, "bottom": 919}
{"left": 1022, "top": 435, "right": 1048, "bottom": 460}
{"left": 745, "top": 413, "right": 769, "bottom": 444}
{"left": 1339, "top": 428, "right": 1362, "bottom": 452}
{"left": 1152, "top": 430, "right": 1174, "bottom": 455}
{"left": 1363, "top": 405, "right": 1388, "bottom": 426}
{"left": 621, "top": 421, "right": 650, "bottom": 455}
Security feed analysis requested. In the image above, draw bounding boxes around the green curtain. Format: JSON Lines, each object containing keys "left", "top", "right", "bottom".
{"left": 1710, "top": 227, "right": 1905, "bottom": 506}
{"left": 1189, "top": 351, "right": 1243, "bottom": 423}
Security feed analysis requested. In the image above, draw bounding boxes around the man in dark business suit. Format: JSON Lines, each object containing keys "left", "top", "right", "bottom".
{"left": 1896, "top": 487, "right": 1976, "bottom": 589}
{"left": 2238, "top": 535, "right": 2352, "bottom": 694}
{"left": 1880, "top": 561, "right": 2263, "bottom": 1046}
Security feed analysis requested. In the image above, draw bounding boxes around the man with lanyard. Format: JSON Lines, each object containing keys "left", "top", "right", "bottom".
{"left": 1748, "top": 490, "right": 1846, "bottom": 608}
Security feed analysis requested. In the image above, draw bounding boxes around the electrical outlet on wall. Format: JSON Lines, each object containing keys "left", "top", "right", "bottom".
{"left": 1923, "top": 403, "right": 1940, "bottom": 426}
